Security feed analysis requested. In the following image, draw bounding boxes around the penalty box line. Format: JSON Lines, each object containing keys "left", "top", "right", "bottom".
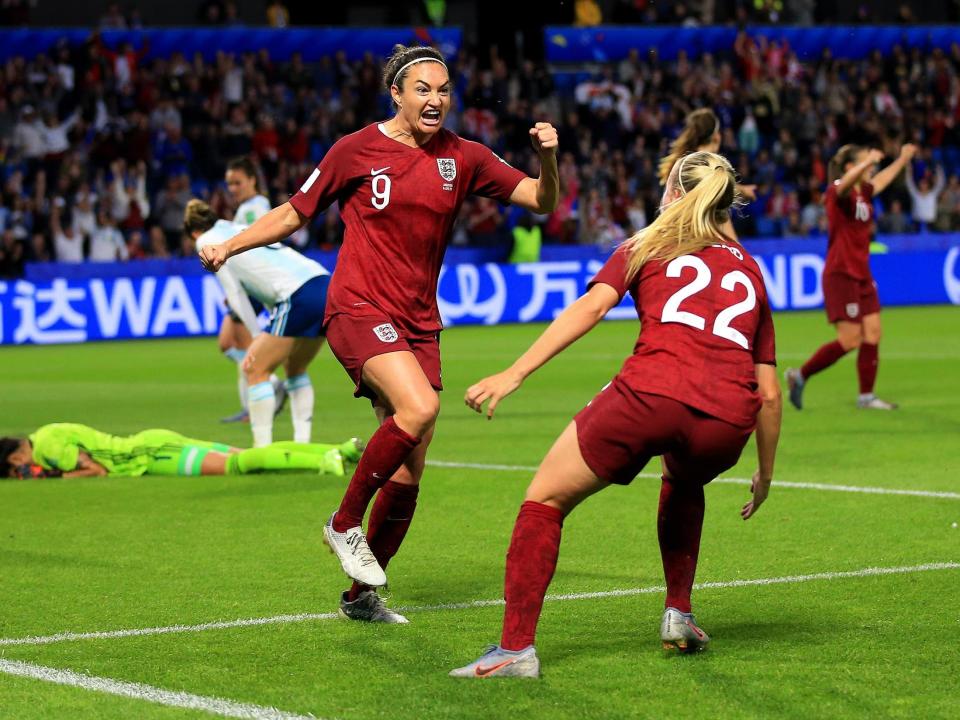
{"left": 426, "top": 460, "right": 960, "bottom": 500}
{"left": 0, "top": 659, "right": 318, "bottom": 720}
{"left": 1, "top": 562, "right": 957, "bottom": 649}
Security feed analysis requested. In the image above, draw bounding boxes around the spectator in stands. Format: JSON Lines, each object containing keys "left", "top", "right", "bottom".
{"left": 935, "top": 175, "right": 960, "bottom": 231}
{"left": 89, "top": 205, "right": 128, "bottom": 262}
{"left": 154, "top": 174, "right": 191, "bottom": 251}
{"left": 51, "top": 204, "right": 84, "bottom": 263}
{"left": 267, "top": 1, "right": 290, "bottom": 27}
{"left": 878, "top": 199, "right": 914, "bottom": 234}
{"left": 905, "top": 165, "right": 946, "bottom": 231}
{"left": 0, "top": 229, "right": 25, "bottom": 278}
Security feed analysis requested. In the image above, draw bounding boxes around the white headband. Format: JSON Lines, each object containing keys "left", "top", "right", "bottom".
{"left": 677, "top": 154, "right": 691, "bottom": 194}
{"left": 392, "top": 57, "right": 448, "bottom": 88}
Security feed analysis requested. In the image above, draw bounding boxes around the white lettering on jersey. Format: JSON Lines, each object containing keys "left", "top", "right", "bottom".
{"left": 855, "top": 198, "right": 871, "bottom": 222}
{"left": 300, "top": 168, "right": 321, "bottom": 193}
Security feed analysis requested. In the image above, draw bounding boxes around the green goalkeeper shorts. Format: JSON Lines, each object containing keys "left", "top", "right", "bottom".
{"left": 132, "top": 429, "right": 232, "bottom": 476}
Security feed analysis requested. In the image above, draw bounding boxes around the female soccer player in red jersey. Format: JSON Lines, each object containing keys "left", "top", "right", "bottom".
{"left": 450, "top": 152, "right": 782, "bottom": 678}
{"left": 785, "top": 143, "right": 916, "bottom": 411}
{"left": 659, "top": 108, "right": 757, "bottom": 200}
{"left": 199, "top": 44, "right": 559, "bottom": 622}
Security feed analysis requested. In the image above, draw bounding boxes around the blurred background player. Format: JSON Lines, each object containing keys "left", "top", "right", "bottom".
{"left": 185, "top": 199, "right": 333, "bottom": 447}
{"left": 786, "top": 143, "right": 917, "bottom": 411}
{"left": 199, "top": 44, "right": 560, "bottom": 623}
{"left": 219, "top": 157, "right": 286, "bottom": 423}
{"left": 452, "top": 151, "right": 781, "bottom": 678}
{"left": 659, "top": 108, "right": 758, "bottom": 202}
{"left": 0, "top": 423, "right": 358, "bottom": 479}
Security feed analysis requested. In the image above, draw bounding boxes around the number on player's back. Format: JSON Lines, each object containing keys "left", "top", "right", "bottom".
{"left": 659, "top": 249, "right": 758, "bottom": 350}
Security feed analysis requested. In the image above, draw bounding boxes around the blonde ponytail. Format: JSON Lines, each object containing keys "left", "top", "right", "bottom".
{"left": 625, "top": 151, "right": 738, "bottom": 280}
{"left": 183, "top": 198, "right": 219, "bottom": 236}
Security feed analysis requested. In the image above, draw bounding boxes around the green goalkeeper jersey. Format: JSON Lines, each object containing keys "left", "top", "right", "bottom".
{"left": 29, "top": 424, "right": 224, "bottom": 476}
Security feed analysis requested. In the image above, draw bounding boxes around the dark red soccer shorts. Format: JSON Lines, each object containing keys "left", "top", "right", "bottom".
{"left": 822, "top": 272, "right": 881, "bottom": 324}
{"left": 324, "top": 313, "right": 442, "bottom": 401}
{"left": 573, "top": 377, "right": 753, "bottom": 486}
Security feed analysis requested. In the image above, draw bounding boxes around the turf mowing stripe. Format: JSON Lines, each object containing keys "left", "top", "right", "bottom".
{"left": 425, "top": 460, "right": 960, "bottom": 500}
{"left": 2, "top": 563, "right": 956, "bottom": 648}
{"left": 0, "top": 659, "right": 316, "bottom": 720}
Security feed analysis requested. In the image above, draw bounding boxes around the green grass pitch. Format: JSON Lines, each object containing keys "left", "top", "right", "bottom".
{"left": 1, "top": 305, "right": 958, "bottom": 719}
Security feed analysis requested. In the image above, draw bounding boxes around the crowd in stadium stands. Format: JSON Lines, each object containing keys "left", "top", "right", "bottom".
{"left": 3, "top": 27, "right": 960, "bottom": 275}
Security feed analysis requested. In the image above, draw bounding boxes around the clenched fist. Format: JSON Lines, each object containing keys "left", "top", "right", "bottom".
{"left": 199, "top": 243, "right": 229, "bottom": 272}
{"left": 529, "top": 122, "right": 559, "bottom": 157}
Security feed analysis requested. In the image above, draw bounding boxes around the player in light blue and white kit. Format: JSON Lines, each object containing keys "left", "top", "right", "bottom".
{"left": 186, "top": 199, "right": 331, "bottom": 448}
{"left": 219, "top": 157, "right": 284, "bottom": 423}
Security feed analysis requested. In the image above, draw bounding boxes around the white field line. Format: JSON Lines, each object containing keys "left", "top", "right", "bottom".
{"left": 0, "top": 659, "right": 316, "bottom": 720}
{"left": 1, "top": 563, "right": 957, "bottom": 649}
{"left": 425, "top": 460, "right": 960, "bottom": 500}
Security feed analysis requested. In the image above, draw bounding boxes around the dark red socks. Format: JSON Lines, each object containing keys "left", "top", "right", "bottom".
{"left": 857, "top": 342, "right": 879, "bottom": 394}
{"left": 800, "top": 340, "right": 850, "bottom": 381}
{"left": 333, "top": 416, "right": 420, "bottom": 532}
{"left": 347, "top": 480, "right": 420, "bottom": 602}
{"left": 657, "top": 477, "right": 705, "bottom": 614}
{"left": 500, "top": 501, "right": 565, "bottom": 651}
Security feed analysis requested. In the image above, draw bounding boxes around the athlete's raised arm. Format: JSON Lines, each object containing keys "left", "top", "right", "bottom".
{"left": 835, "top": 148, "right": 884, "bottom": 197}
{"left": 508, "top": 122, "right": 560, "bottom": 214}
{"left": 464, "top": 282, "right": 621, "bottom": 418}
{"left": 871, "top": 143, "right": 917, "bottom": 196}
{"left": 199, "top": 202, "right": 307, "bottom": 272}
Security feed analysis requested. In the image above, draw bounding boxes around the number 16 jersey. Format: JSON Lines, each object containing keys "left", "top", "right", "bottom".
{"left": 590, "top": 241, "right": 776, "bottom": 428}
{"left": 289, "top": 123, "right": 527, "bottom": 337}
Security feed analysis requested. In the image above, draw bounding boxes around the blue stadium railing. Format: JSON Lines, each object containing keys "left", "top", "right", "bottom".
{"left": 544, "top": 25, "right": 960, "bottom": 62}
{"left": 0, "top": 27, "right": 462, "bottom": 63}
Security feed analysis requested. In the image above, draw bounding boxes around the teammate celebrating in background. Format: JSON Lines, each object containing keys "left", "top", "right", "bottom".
{"left": 0, "top": 423, "right": 353, "bottom": 479}
{"left": 659, "top": 108, "right": 757, "bottom": 200}
{"left": 451, "top": 151, "right": 781, "bottom": 678}
{"left": 219, "top": 157, "right": 286, "bottom": 423}
{"left": 786, "top": 143, "right": 916, "bottom": 410}
{"left": 186, "top": 199, "right": 332, "bottom": 448}
{"left": 199, "top": 44, "right": 559, "bottom": 623}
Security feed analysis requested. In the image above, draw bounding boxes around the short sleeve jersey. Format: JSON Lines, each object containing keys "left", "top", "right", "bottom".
{"left": 590, "top": 242, "right": 776, "bottom": 428}
{"left": 289, "top": 123, "right": 527, "bottom": 336}
{"left": 824, "top": 181, "right": 874, "bottom": 280}
{"left": 234, "top": 195, "right": 271, "bottom": 227}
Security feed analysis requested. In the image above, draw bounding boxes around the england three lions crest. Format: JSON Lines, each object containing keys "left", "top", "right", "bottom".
{"left": 437, "top": 158, "right": 457, "bottom": 182}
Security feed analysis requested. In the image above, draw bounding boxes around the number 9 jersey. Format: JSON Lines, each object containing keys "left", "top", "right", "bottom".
{"left": 289, "top": 123, "right": 527, "bottom": 338}
{"left": 590, "top": 241, "right": 776, "bottom": 429}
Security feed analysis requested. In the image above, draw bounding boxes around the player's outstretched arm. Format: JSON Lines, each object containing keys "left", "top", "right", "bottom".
{"left": 508, "top": 122, "right": 560, "bottom": 214}
{"left": 465, "top": 283, "right": 621, "bottom": 418}
{"left": 63, "top": 451, "right": 108, "bottom": 478}
{"left": 742, "top": 363, "right": 782, "bottom": 520}
{"left": 871, "top": 144, "right": 917, "bottom": 196}
{"left": 199, "top": 202, "right": 308, "bottom": 272}
{"left": 835, "top": 149, "right": 884, "bottom": 197}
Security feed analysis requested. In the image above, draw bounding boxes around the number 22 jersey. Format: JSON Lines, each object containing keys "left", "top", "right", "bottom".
{"left": 590, "top": 241, "right": 777, "bottom": 428}
{"left": 289, "top": 123, "right": 527, "bottom": 336}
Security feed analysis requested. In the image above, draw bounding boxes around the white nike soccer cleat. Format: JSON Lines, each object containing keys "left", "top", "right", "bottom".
{"left": 857, "top": 394, "right": 899, "bottom": 410}
{"left": 785, "top": 367, "right": 805, "bottom": 410}
{"left": 322, "top": 513, "right": 387, "bottom": 587}
{"left": 339, "top": 590, "right": 408, "bottom": 624}
{"left": 449, "top": 645, "right": 540, "bottom": 678}
{"left": 660, "top": 607, "right": 710, "bottom": 653}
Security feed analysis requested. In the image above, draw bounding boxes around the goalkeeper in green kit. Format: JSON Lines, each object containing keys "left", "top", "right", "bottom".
{"left": 0, "top": 423, "right": 364, "bottom": 480}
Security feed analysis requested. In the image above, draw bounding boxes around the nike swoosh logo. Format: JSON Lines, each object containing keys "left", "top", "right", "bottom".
{"left": 475, "top": 658, "right": 515, "bottom": 677}
{"left": 371, "top": 166, "right": 391, "bottom": 175}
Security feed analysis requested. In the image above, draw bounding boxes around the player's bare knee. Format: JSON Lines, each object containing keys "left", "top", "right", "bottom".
{"left": 395, "top": 395, "right": 439, "bottom": 437}
{"left": 838, "top": 331, "right": 862, "bottom": 352}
